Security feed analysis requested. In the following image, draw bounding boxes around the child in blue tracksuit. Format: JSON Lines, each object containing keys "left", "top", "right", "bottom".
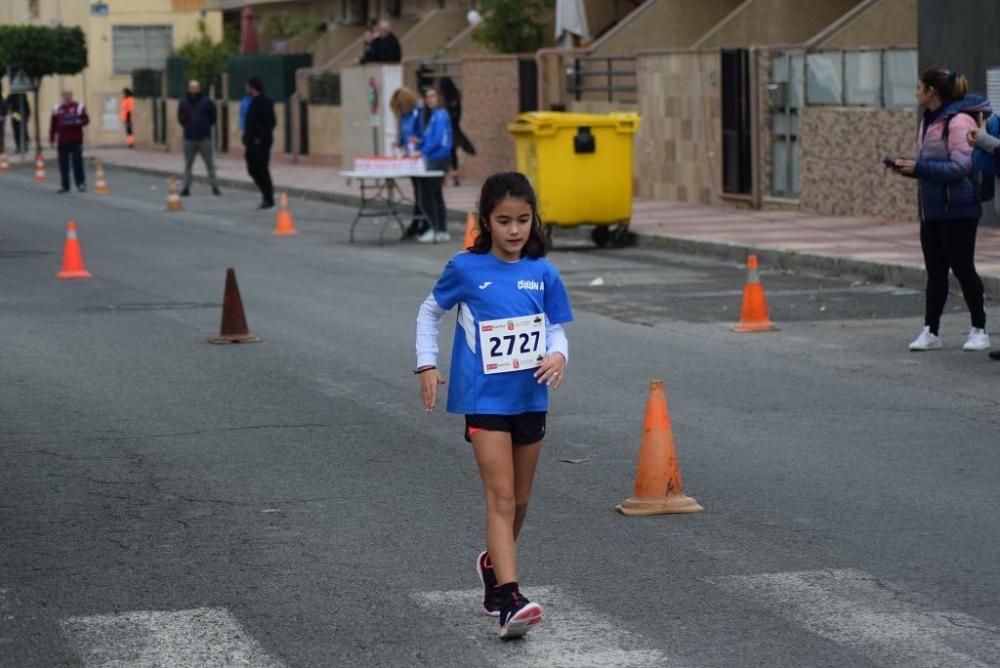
{"left": 413, "top": 86, "right": 453, "bottom": 242}
{"left": 415, "top": 172, "right": 573, "bottom": 638}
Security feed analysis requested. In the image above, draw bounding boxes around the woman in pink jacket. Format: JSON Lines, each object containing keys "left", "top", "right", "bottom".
{"left": 889, "top": 68, "right": 991, "bottom": 353}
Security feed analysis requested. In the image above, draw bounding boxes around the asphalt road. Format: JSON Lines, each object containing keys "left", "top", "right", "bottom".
{"left": 2, "top": 166, "right": 999, "bottom": 667}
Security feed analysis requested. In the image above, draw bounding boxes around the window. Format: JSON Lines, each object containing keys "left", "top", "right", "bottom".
{"left": 988, "top": 67, "right": 1000, "bottom": 110}
{"left": 806, "top": 52, "right": 843, "bottom": 105}
{"left": 883, "top": 50, "right": 917, "bottom": 108}
{"left": 844, "top": 51, "right": 881, "bottom": 106}
{"left": 112, "top": 25, "right": 173, "bottom": 76}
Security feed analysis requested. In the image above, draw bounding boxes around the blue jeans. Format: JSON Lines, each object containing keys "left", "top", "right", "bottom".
{"left": 57, "top": 143, "right": 84, "bottom": 190}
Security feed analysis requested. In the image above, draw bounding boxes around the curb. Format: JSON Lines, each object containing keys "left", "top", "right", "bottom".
{"left": 632, "top": 231, "right": 1000, "bottom": 301}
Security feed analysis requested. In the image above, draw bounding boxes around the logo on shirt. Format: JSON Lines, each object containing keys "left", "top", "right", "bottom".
{"left": 517, "top": 279, "right": 544, "bottom": 291}
{"left": 478, "top": 281, "right": 492, "bottom": 290}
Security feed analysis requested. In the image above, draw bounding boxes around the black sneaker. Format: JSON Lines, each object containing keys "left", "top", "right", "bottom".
{"left": 77, "top": 183, "right": 86, "bottom": 193}
{"left": 212, "top": 187, "right": 222, "bottom": 196}
{"left": 259, "top": 201, "right": 275, "bottom": 210}
{"left": 989, "top": 350, "right": 1000, "bottom": 361}
{"left": 498, "top": 589, "right": 543, "bottom": 639}
{"left": 476, "top": 551, "right": 503, "bottom": 617}
{"left": 180, "top": 189, "right": 190, "bottom": 197}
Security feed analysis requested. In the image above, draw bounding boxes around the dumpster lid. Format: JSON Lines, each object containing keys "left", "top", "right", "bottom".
{"left": 508, "top": 111, "right": 640, "bottom": 135}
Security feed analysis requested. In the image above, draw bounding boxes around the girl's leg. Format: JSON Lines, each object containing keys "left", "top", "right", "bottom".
{"left": 471, "top": 429, "right": 518, "bottom": 585}
{"left": 940, "top": 218, "right": 987, "bottom": 329}
{"left": 512, "top": 441, "right": 542, "bottom": 540}
{"left": 920, "top": 220, "right": 950, "bottom": 334}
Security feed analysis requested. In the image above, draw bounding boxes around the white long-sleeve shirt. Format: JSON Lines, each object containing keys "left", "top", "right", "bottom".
{"left": 415, "top": 293, "right": 568, "bottom": 370}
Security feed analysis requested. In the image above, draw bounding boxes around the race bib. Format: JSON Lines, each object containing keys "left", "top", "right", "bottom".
{"left": 479, "top": 313, "right": 546, "bottom": 375}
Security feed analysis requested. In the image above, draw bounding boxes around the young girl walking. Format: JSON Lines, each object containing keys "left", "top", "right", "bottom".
{"left": 414, "top": 172, "right": 573, "bottom": 638}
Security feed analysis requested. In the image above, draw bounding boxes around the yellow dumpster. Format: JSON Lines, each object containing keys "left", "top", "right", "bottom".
{"left": 508, "top": 111, "right": 640, "bottom": 247}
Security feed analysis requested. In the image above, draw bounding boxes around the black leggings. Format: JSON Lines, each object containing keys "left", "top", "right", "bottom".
{"left": 920, "top": 218, "right": 986, "bottom": 333}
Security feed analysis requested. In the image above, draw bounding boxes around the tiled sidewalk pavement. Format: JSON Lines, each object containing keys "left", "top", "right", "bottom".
{"left": 66, "top": 148, "right": 1000, "bottom": 296}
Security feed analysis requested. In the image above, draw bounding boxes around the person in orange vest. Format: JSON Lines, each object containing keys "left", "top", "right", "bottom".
{"left": 119, "top": 88, "right": 135, "bottom": 148}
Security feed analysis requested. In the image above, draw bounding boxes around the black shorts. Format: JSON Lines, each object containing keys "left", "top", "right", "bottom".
{"left": 464, "top": 412, "right": 546, "bottom": 446}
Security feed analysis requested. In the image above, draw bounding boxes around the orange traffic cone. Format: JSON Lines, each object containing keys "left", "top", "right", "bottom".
{"left": 208, "top": 268, "right": 260, "bottom": 344}
{"left": 166, "top": 176, "right": 183, "bottom": 211}
{"left": 273, "top": 192, "right": 297, "bottom": 236}
{"left": 731, "top": 255, "right": 778, "bottom": 332}
{"left": 462, "top": 211, "right": 478, "bottom": 251}
{"left": 94, "top": 162, "right": 108, "bottom": 195}
{"left": 0, "top": 153, "right": 9, "bottom": 173}
{"left": 34, "top": 153, "right": 46, "bottom": 182}
{"left": 616, "top": 379, "right": 703, "bottom": 516}
{"left": 55, "top": 221, "right": 92, "bottom": 279}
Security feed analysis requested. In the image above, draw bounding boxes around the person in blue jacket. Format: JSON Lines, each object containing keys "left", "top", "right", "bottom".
{"left": 413, "top": 86, "right": 453, "bottom": 243}
{"left": 969, "top": 111, "right": 1000, "bottom": 359}
{"left": 390, "top": 87, "right": 426, "bottom": 239}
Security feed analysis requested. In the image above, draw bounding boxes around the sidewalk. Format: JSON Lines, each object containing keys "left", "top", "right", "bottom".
{"left": 81, "top": 148, "right": 1000, "bottom": 298}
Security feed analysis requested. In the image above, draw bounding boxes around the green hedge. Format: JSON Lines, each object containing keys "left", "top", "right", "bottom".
{"left": 226, "top": 54, "right": 312, "bottom": 102}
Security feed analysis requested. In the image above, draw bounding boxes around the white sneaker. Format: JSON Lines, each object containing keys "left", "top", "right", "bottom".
{"left": 434, "top": 231, "right": 451, "bottom": 242}
{"left": 909, "top": 326, "right": 942, "bottom": 351}
{"left": 962, "top": 327, "right": 991, "bottom": 351}
{"left": 416, "top": 229, "right": 436, "bottom": 243}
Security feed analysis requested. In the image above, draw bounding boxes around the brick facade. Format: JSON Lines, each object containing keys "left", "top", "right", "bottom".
{"left": 459, "top": 55, "right": 521, "bottom": 184}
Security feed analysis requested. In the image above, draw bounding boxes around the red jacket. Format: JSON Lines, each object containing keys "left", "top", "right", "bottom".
{"left": 50, "top": 101, "right": 89, "bottom": 145}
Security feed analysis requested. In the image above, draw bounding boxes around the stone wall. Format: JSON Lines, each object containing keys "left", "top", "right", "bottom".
{"left": 459, "top": 55, "right": 521, "bottom": 183}
{"left": 307, "top": 104, "right": 343, "bottom": 160}
{"left": 799, "top": 107, "right": 918, "bottom": 221}
{"left": 634, "top": 51, "right": 722, "bottom": 204}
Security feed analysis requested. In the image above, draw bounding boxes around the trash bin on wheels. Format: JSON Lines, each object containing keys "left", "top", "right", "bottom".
{"left": 507, "top": 111, "right": 640, "bottom": 247}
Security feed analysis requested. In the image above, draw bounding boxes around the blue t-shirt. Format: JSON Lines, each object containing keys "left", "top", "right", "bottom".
{"left": 432, "top": 252, "right": 573, "bottom": 415}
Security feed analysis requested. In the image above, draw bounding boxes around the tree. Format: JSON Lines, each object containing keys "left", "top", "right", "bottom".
{"left": 0, "top": 25, "right": 87, "bottom": 149}
{"left": 175, "top": 20, "right": 230, "bottom": 93}
{"left": 473, "top": 0, "right": 555, "bottom": 54}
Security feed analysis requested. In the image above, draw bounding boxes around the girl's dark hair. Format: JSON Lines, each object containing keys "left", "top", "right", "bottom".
{"left": 421, "top": 86, "right": 439, "bottom": 126}
{"left": 470, "top": 172, "right": 548, "bottom": 259}
{"left": 920, "top": 66, "right": 968, "bottom": 102}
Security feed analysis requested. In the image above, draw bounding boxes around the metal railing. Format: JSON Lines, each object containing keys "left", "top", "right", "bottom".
{"left": 568, "top": 55, "right": 637, "bottom": 104}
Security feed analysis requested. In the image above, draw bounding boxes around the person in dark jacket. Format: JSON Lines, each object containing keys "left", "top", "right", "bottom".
{"left": 889, "top": 67, "right": 990, "bottom": 353}
{"left": 177, "top": 80, "right": 221, "bottom": 196}
{"left": 0, "top": 87, "right": 7, "bottom": 154}
{"left": 362, "top": 20, "right": 402, "bottom": 63}
{"left": 243, "top": 77, "right": 276, "bottom": 209}
{"left": 8, "top": 92, "right": 30, "bottom": 153}
{"left": 438, "top": 77, "right": 475, "bottom": 186}
{"left": 49, "top": 89, "right": 89, "bottom": 193}
{"left": 969, "top": 111, "right": 1000, "bottom": 359}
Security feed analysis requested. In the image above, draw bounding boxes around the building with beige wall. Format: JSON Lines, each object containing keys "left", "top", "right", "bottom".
{"left": 0, "top": 0, "right": 222, "bottom": 147}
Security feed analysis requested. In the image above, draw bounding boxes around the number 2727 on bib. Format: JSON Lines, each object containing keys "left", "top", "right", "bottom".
{"left": 479, "top": 314, "right": 546, "bottom": 375}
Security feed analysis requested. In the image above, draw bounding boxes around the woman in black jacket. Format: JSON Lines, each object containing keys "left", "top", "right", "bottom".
{"left": 438, "top": 77, "right": 475, "bottom": 186}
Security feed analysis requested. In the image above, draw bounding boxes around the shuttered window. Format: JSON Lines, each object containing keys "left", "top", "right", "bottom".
{"left": 112, "top": 25, "right": 173, "bottom": 76}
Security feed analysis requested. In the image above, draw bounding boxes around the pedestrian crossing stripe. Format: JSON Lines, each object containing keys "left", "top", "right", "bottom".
{"left": 413, "top": 586, "right": 670, "bottom": 668}
{"left": 708, "top": 568, "right": 1000, "bottom": 668}
{"left": 60, "top": 607, "right": 284, "bottom": 668}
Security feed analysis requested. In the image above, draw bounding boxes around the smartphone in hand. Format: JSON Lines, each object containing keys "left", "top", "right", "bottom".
{"left": 883, "top": 158, "right": 899, "bottom": 170}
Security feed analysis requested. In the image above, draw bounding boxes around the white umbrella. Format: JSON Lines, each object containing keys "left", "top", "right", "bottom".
{"left": 555, "top": 0, "right": 590, "bottom": 47}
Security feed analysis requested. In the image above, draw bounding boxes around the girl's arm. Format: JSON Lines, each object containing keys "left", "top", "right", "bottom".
{"left": 546, "top": 322, "right": 568, "bottom": 362}
{"left": 415, "top": 293, "right": 446, "bottom": 369}
{"left": 416, "top": 293, "right": 448, "bottom": 411}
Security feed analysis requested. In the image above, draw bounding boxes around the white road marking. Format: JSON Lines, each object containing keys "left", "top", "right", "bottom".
{"left": 60, "top": 607, "right": 284, "bottom": 668}
{"left": 413, "top": 586, "right": 672, "bottom": 668}
{"left": 708, "top": 569, "right": 1000, "bottom": 668}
